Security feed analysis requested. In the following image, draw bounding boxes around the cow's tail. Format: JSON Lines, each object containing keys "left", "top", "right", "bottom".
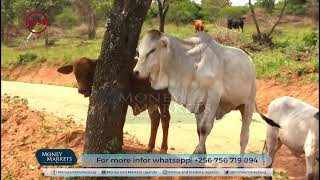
{"left": 255, "top": 102, "right": 281, "bottom": 128}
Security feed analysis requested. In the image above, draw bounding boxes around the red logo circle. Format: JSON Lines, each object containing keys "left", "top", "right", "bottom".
{"left": 25, "top": 11, "right": 48, "bottom": 34}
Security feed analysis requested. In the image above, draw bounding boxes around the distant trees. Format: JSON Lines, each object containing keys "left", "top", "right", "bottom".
{"left": 1, "top": 0, "right": 15, "bottom": 44}
{"left": 166, "top": 0, "right": 200, "bottom": 25}
{"left": 249, "top": 0, "right": 289, "bottom": 45}
{"left": 1, "top": 0, "right": 68, "bottom": 44}
{"left": 307, "top": 0, "right": 319, "bottom": 21}
{"left": 156, "top": 0, "right": 171, "bottom": 32}
{"left": 74, "top": 0, "right": 97, "bottom": 39}
{"left": 201, "top": 0, "right": 231, "bottom": 20}
{"left": 256, "top": 0, "right": 276, "bottom": 13}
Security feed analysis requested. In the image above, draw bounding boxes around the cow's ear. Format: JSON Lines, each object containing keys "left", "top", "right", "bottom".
{"left": 57, "top": 65, "right": 73, "bottom": 74}
{"left": 160, "top": 40, "right": 167, "bottom": 48}
{"left": 160, "top": 37, "right": 169, "bottom": 49}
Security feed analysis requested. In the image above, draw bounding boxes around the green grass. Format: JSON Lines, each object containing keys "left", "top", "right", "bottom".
{"left": 1, "top": 22, "right": 318, "bottom": 84}
{"left": 273, "top": 171, "right": 289, "bottom": 180}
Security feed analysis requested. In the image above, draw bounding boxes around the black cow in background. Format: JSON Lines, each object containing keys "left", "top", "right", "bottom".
{"left": 227, "top": 17, "right": 246, "bottom": 32}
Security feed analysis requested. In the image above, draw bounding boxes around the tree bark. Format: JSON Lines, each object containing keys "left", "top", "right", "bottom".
{"left": 88, "top": 12, "right": 97, "bottom": 39}
{"left": 83, "top": 0, "right": 152, "bottom": 154}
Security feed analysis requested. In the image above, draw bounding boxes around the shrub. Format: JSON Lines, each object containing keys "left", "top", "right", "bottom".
{"left": 55, "top": 8, "right": 79, "bottom": 28}
{"left": 17, "top": 52, "right": 37, "bottom": 64}
{"left": 303, "top": 32, "right": 319, "bottom": 46}
{"left": 218, "top": 6, "right": 249, "bottom": 18}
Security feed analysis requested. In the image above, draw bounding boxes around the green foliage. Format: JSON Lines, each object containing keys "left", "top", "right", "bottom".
{"left": 1, "top": 0, "right": 16, "bottom": 25}
{"left": 255, "top": 0, "right": 276, "bottom": 13}
{"left": 284, "top": 0, "right": 308, "bottom": 15}
{"left": 303, "top": 31, "right": 319, "bottom": 46}
{"left": 55, "top": 8, "right": 79, "bottom": 28}
{"left": 146, "top": 2, "right": 159, "bottom": 20}
{"left": 273, "top": 171, "right": 289, "bottom": 180}
{"left": 93, "top": 0, "right": 113, "bottom": 21}
{"left": 12, "top": 0, "right": 29, "bottom": 27}
{"left": 166, "top": 0, "right": 200, "bottom": 24}
{"left": 218, "top": 6, "right": 249, "bottom": 18}
{"left": 17, "top": 52, "right": 38, "bottom": 64}
{"left": 104, "top": 138, "right": 121, "bottom": 154}
{"left": 27, "top": 0, "right": 70, "bottom": 25}
{"left": 201, "top": 0, "right": 231, "bottom": 21}
{"left": 1, "top": 0, "right": 16, "bottom": 43}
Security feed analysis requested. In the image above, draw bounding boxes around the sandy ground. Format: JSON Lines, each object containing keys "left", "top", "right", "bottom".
{"left": 1, "top": 80, "right": 269, "bottom": 154}
{"left": 1, "top": 80, "right": 310, "bottom": 179}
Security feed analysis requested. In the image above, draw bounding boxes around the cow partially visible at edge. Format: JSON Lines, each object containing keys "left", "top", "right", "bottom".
{"left": 262, "top": 96, "right": 319, "bottom": 180}
{"left": 133, "top": 29, "right": 280, "bottom": 154}
{"left": 57, "top": 57, "right": 171, "bottom": 153}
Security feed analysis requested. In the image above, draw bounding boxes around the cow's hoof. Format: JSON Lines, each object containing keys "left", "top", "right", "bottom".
{"left": 146, "top": 146, "right": 154, "bottom": 153}
{"left": 160, "top": 145, "right": 168, "bottom": 154}
{"left": 193, "top": 145, "right": 206, "bottom": 154}
{"left": 160, "top": 148, "right": 167, "bottom": 154}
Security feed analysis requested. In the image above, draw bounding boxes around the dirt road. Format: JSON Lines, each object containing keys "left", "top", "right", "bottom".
{"left": 1, "top": 80, "right": 307, "bottom": 179}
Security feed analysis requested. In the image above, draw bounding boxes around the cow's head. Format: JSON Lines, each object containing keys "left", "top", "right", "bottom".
{"left": 57, "top": 57, "right": 96, "bottom": 97}
{"left": 133, "top": 29, "right": 171, "bottom": 90}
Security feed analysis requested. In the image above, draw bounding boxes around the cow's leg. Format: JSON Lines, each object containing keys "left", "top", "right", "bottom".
{"left": 305, "top": 135, "right": 316, "bottom": 180}
{"left": 195, "top": 113, "right": 204, "bottom": 141}
{"left": 238, "top": 103, "right": 254, "bottom": 154}
{"left": 159, "top": 104, "right": 171, "bottom": 153}
{"left": 146, "top": 105, "right": 161, "bottom": 153}
{"left": 263, "top": 137, "right": 281, "bottom": 180}
{"left": 193, "top": 89, "right": 221, "bottom": 154}
{"left": 305, "top": 154, "right": 316, "bottom": 180}
{"left": 263, "top": 124, "right": 281, "bottom": 179}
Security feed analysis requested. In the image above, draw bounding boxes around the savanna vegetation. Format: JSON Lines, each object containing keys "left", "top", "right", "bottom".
{"left": 1, "top": 0, "right": 319, "bottom": 83}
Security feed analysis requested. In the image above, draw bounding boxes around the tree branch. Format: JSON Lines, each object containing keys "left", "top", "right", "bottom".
{"left": 156, "top": 0, "right": 163, "bottom": 16}
{"left": 267, "top": 0, "right": 288, "bottom": 37}
{"left": 249, "top": 0, "right": 261, "bottom": 37}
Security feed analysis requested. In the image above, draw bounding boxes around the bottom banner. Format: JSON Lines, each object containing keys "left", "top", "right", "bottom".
{"left": 42, "top": 168, "right": 273, "bottom": 177}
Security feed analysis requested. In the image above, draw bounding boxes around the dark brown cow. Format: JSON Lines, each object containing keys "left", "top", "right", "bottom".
{"left": 57, "top": 57, "right": 171, "bottom": 153}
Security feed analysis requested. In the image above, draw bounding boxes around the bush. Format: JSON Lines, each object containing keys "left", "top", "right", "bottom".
{"left": 303, "top": 32, "right": 319, "bottom": 46}
{"left": 283, "top": 1, "right": 307, "bottom": 15}
{"left": 17, "top": 52, "right": 37, "bottom": 64}
{"left": 218, "top": 6, "right": 249, "bottom": 18}
{"left": 55, "top": 8, "right": 79, "bottom": 28}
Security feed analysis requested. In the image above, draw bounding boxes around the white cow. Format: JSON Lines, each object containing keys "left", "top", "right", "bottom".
{"left": 262, "top": 96, "right": 319, "bottom": 180}
{"left": 133, "top": 29, "right": 280, "bottom": 154}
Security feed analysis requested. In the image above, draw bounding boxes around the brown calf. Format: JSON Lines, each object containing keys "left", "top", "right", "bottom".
{"left": 193, "top": 20, "right": 207, "bottom": 32}
{"left": 57, "top": 57, "right": 171, "bottom": 153}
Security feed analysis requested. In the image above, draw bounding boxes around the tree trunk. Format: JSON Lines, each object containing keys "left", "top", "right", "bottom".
{"left": 83, "top": 0, "right": 152, "bottom": 154}
{"left": 159, "top": 15, "right": 165, "bottom": 32}
{"left": 157, "top": 0, "right": 170, "bottom": 32}
{"left": 88, "top": 12, "right": 97, "bottom": 39}
{"left": 249, "top": 0, "right": 261, "bottom": 38}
